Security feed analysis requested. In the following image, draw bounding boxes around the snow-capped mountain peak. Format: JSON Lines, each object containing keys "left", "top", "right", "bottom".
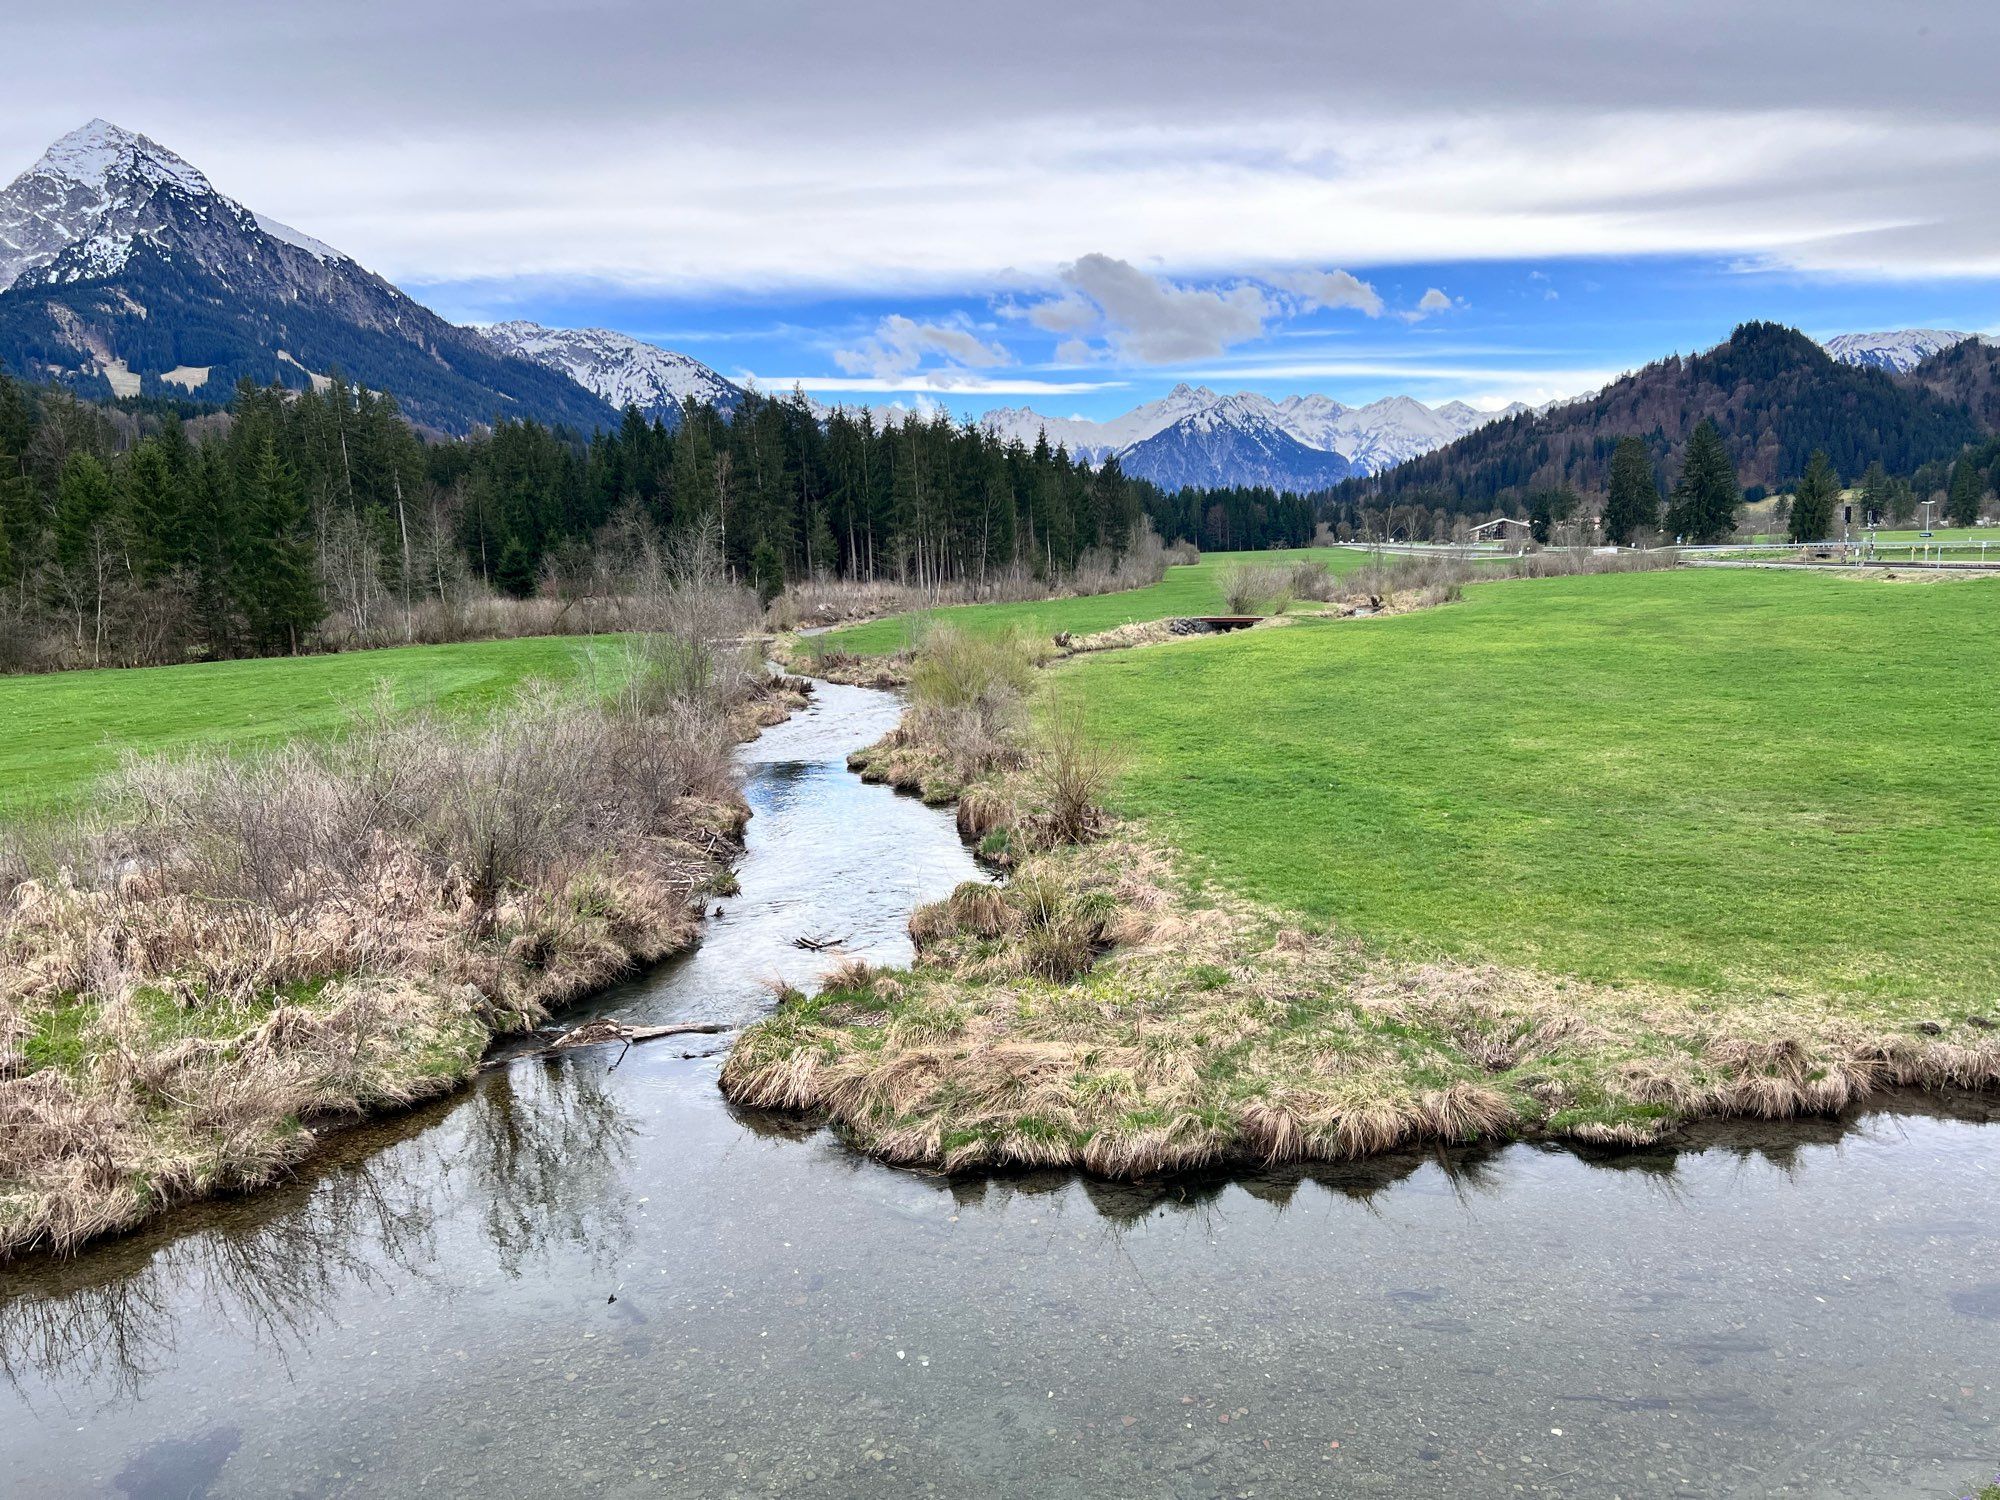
{"left": 29, "top": 119, "right": 215, "bottom": 200}
{"left": 252, "top": 213, "right": 342, "bottom": 264}
{"left": 479, "top": 321, "right": 743, "bottom": 421}
{"left": 1821, "top": 329, "right": 1976, "bottom": 374}
{"left": 0, "top": 117, "right": 361, "bottom": 294}
{"left": 979, "top": 381, "right": 1223, "bottom": 460}
{"left": 977, "top": 382, "right": 1532, "bottom": 483}
{"left": 0, "top": 122, "right": 614, "bottom": 430}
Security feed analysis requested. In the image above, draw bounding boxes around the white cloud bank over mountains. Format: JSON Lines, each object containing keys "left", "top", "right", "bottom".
{"left": 9, "top": 0, "right": 1999, "bottom": 291}
{"left": 833, "top": 256, "right": 1447, "bottom": 387}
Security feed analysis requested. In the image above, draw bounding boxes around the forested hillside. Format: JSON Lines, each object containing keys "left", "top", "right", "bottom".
{"left": 1907, "top": 336, "right": 2000, "bottom": 433}
{"left": 1341, "top": 323, "right": 1987, "bottom": 508}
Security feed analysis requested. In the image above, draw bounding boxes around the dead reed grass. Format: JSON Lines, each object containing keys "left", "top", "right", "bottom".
{"left": 763, "top": 525, "right": 1174, "bottom": 634}
{"left": 0, "top": 571, "right": 794, "bottom": 1256}
{"left": 725, "top": 792, "right": 1997, "bottom": 1179}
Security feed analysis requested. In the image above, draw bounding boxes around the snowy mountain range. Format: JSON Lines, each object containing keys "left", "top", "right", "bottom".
{"left": 1820, "top": 329, "right": 1981, "bottom": 374}
{"left": 1112, "top": 392, "right": 1355, "bottom": 492}
{"left": 0, "top": 120, "right": 611, "bottom": 431}
{"left": 3, "top": 121, "right": 1995, "bottom": 490}
{"left": 980, "top": 384, "right": 1533, "bottom": 487}
{"left": 478, "top": 321, "right": 742, "bottom": 422}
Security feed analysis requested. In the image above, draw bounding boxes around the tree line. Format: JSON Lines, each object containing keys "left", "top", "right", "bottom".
{"left": 0, "top": 370, "right": 1173, "bottom": 671}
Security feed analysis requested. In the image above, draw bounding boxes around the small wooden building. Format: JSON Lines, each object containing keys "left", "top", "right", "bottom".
{"left": 1467, "top": 517, "right": 1534, "bottom": 541}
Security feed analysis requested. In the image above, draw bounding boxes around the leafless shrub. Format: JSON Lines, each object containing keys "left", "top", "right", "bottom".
{"left": 1332, "top": 545, "right": 1678, "bottom": 608}
{"left": 1282, "top": 558, "right": 1339, "bottom": 602}
{"left": 906, "top": 624, "right": 1039, "bottom": 780}
{"left": 1165, "top": 538, "right": 1201, "bottom": 566}
{"left": 764, "top": 524, "right": 1173, "bottom": 634}
{"left": 1222, "top": 563, "right": 1296, "bottom": 616}
{"left": 1036, "top": 689, "right": 1124, "bottom": 844}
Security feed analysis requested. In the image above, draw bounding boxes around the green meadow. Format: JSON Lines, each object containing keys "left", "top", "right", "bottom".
{"left": 1, "top": 635, "right": 624, "bottom": 809}
{"left": 818, "top": 547, "right": 1372, "bottom": 656}
{"left": 1058, "top": 567, "right": 2000, "bottom": 1005}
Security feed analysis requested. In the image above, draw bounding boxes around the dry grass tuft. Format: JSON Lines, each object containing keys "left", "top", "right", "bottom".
{"left": 0, "top": 578, "right": 789, "bottom": 1257}
{"left": 724, "top": 819, "right": 2000, "bottom": 1181}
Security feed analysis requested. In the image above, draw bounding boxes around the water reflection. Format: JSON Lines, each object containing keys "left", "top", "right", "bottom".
{"left": 3, "top": 677, "right": 1996, "bottom": 1498}
{"left": 461, "top": 1061, "right": 640, "bottom": 1277}
{"left": 8, "top": 1066, "right": 1991, "bottom": 1415}
{"left": 1, "top": 1054, "right": 643, "bottom": 1402}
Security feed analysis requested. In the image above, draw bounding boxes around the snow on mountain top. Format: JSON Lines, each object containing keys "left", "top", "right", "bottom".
{"left": 0, "top": 118, "right": 362, "bottom": 291}
{"left": 1277, "top": 393, "right": 1349, "bottom": 419}
{"left": 26, "top": 119, "right": 213, "bottom": 199}
{"left": 1821, "top": 329, "right": 1976, "bottom": 374}
{"left": 253, "top": 213, "right": 342, "bottom": 263}
{"left": 978, "top": 384, "right": 1537, "bottom": 478}
{"left": 481, "top": 320, "right": 741, "bottom": 415}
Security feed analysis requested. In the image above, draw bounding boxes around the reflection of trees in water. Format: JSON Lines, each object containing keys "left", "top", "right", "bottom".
{"left": 0, "top": 1055, "right": 639, "bottom": 1401}
{"left": 737, "top": 1093, "right": 1979, "bottom": 1236}
{"left": 457, "top": 1057, "right": 640, "bottom": 1278}
{"left": 0, "top": 1125, "right": 444, "bottom": 1403}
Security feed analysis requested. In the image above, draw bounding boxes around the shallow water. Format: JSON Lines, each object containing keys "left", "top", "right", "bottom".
{"left": 3, "top": 681, "right": 1997, "bottom": 1499}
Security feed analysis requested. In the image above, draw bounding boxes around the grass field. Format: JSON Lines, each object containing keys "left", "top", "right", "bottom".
{"left": 1057, "top": 567, "right": 2000, "bottom": 1006}
{"left": 1, "top": 635, "right": 624, "bottom": 809}
{"left": 819, "top": 548, "right": 1372, "bottom": 656}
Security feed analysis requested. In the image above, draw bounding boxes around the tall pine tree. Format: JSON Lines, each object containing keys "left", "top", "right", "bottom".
{"left": 1602, "top": 437, "right": 1659, "bottom": 545}
{"left": 235, "top": 437, "right": 321, "bottom": 653}
{"left": 1946, "top": 454, "right": 1985, "bottom": 528}
{"left": 1787, "top": 451, "right": 1840, "bottom": 542}
{"left": 1664, "top": 420, "right": 1740, "bottom": 543}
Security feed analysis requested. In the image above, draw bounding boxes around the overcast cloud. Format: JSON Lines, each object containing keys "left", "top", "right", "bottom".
{"left": 2, "top": 0, "right": 1998, "bottom": 291}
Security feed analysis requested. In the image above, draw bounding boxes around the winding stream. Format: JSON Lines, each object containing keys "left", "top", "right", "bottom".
{"left": 2, "top": 680, "right": 1997, "bottom": 1498}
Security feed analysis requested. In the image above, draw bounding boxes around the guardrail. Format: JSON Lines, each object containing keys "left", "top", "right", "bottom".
{"left": 1679, "top": 538, "right": 1996, "bottom": 568}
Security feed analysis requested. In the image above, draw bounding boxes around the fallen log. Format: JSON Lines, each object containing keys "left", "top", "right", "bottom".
{"left": 484, "top": 1018, "right": 732, "bottom": 1070}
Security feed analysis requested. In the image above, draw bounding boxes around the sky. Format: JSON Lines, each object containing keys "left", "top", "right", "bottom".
{"left": 4, "top": 0, "right": 1999, "bottom": 421}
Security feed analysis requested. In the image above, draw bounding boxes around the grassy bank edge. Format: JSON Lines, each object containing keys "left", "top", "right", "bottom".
{"left": 721, "top": 592, "right": 2000, "bottom": 1179}
{"left": 0, "top": 666, "right": 812, "bottom": 1260}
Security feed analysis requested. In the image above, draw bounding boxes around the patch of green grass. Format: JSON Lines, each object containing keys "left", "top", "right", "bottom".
{"left": 820, "top": 548, "right": 1372, "bottom": 657}
{"left": 0, "top": 634, "right": 627, "bottom": 809}
{"left": 1060, "top": 568, "right": 2000, "bottom": 1005}
{"left": 23, "top": 996, "right": 91, "bottom": 1075}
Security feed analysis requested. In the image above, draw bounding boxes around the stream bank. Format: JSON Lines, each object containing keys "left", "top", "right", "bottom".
{"left": 2, "top": 677, "right": 1995, "bottom": 1499}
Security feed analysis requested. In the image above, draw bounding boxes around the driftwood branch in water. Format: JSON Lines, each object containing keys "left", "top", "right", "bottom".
{"left": 791, "top": 934, "right": 848, "bottom": 952}
{"left": 485, "top": 1019, "right": 732, "bottom": 1070}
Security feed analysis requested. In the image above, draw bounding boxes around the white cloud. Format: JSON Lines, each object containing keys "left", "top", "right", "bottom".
{"left": 1178, "top": 357, "right": 1626, "bottom": 407}
{"left": 1270, "top": 268, "right": 1384, "bottom": 317}
{"left": 1398, "top": 288, "right": 1456, "bottom": 322}
{"left": 833, "top": 314, "right": 1012, "bottom": 379}
{"left": 1025, "top": 293, "right": 1097, "bottom": 334}
{"left": 1037, "top": 253, "right": 1271, "bottom": 364}
{"left": 754, "top": 373, "right": 1130, "bottom": 395}
{"left": 6, "top": 5, "right": 1999, "bottom": 287}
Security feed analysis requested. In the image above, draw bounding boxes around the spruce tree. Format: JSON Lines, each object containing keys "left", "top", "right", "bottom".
{"left": 51, "top": 454, "right": 123, "bottom": 665}
{"left": 1664, "top": 420, "right": 1739, "bottom": 543}
{"left": 494, "top": 537, "right": 537, "bottom": 599}
{"left": 1946, "top": 455, "right": 1984, "bottom": 528}
{"left": 1858, "top": 461, "right": 1890, "bottom": 527}
{"left": 1787, "top": 451, "right": 1840, "bottom": 542}
{"left": 235, "top": 437, "right": 321, "bottom": 653}
{"left": 1602, "top": 437, "right": 1660, "bottom": 545}
{"left": 124, "top": 438, "right": 193, "bottom": 580}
